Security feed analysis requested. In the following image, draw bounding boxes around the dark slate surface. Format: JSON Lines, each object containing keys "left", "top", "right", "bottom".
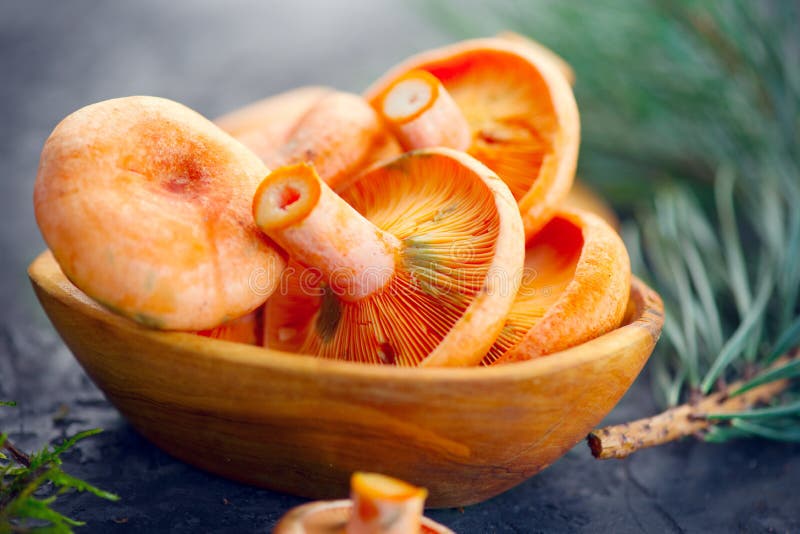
{"left": 1, "top": 2, "right": 798, "bottom": 532}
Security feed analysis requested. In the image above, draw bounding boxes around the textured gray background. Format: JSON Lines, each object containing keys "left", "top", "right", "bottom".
{"left": 1, "top": 1, "right": 798, "bottom": 532}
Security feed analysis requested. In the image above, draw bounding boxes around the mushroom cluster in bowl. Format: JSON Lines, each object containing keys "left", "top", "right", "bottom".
{"left": 30, "top": 35, "right": 663, "bottom": 507}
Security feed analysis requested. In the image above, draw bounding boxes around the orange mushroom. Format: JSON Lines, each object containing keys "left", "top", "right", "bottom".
{"left": 254, "top": 148, "right": 525, "bottom": 367}
{"left": 273, "top": 472, "right": 453, "bottom": 534}
{"left": 365, "top": 37, "right": 580, "bottom": 238}
{"left": 215, "top": 86, "right": 333, "bottom": 160}
{"left": 348, "top": 472, "right": 428, "bottom": 534}
{"left": 563, "top": 181, "right": 619, "bottom": 230}
{"left": 218, "top": 88, "right": 400, "bottom": 189}
{"left": 195, "top": 308, "right": 262, "bottom": 345}
{"left": 497, "top": 31, "right": 576, "bottom": 86}
{"left": 34, "top": 96, "right": 286, "bottom": 330}
{"left": 482, "top": 209, "right": 631, "bottom": 365}
{"left": 493, "top": 33, "right": 620, "bottom": 229}
{"left": 377, "top": 69, "right": 471, "bottom": 151}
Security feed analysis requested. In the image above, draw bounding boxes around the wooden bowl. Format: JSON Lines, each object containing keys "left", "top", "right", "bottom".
{"left": 29, "top": 250, "right": 663, "bottom": 508}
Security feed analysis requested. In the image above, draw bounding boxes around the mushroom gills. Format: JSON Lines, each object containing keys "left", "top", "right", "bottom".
{"left": 482, "top": 210, "right": 631, "bottom": 365}
{"left": 365, "top": 37, "right": 579, "bottom": 237}
{"left": 258, "top": 149, "right": 524, "bottom": 367}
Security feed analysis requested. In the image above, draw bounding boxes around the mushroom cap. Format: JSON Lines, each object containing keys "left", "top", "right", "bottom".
{"left": 34, "top": 96, "right": 285, "bottom": 330}
{"left": 215, "top": 86, "right": 334, "bottom": 160}
{"left": 365, "top": 37, "right": 580, "bottom": 237}
{"left": 482, "top": 209, "right": 631, "bottom": 365}
{"left": 264, "top": 148, "right": 525, "bottom": 367}
{"left": 563, "top": 180, "right": 619, "bottom": 230}
{"left": 496, "top": 31, "right": 576, "bottom": 86}
{"left": 219, "top": 88, "right": 400, "bottom": 189}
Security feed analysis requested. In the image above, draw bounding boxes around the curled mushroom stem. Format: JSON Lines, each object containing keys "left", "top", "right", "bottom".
{"left": 378, "top": 69, "right": 471, "bottom": 151}
{"left": 587, "top": 355, "right": 794, "bottom": 459}
{"left": 253, "top": 163, "right": 400, "bottom": 302}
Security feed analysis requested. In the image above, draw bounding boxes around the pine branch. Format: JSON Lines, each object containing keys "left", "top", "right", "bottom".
{"left": 589, "top": 352, "right": 798, "bottom": 458}
{"left": 426, "top": 0, "right": 800, "bottom": 451}
{"left": 0, "top": 403, "right": 118, "bottom": 533}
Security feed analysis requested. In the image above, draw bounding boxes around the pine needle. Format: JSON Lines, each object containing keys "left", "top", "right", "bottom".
{"left": 426, "top": 0, "right": 800, "bottom": 445}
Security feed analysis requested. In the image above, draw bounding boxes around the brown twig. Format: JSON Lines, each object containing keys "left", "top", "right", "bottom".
{"left": 2, "top": 438, "right": 31, "bottom": 468}
{"left": 587, "top": 355, "right": 795, "bottom": 459}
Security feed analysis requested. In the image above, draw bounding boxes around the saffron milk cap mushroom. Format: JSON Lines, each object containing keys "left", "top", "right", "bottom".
{"left": 195, "top": 308, "right": 262, "bottom": 345}
{"left": 218, "top": 88, "right": 400, "bottom": 189}
{"left": 376, "top": 69, "right": 471, "bottom": 151}
{"left": 563, "top": 180, "right": 620, "bottom": 230}
{"left": 482, "top": 208, "right": 631, "bottom": 365}
{"left": 34, "top": 96, "right": 286, "bottom": 330}
{"left": 273, "top": 472, "right": 454, "bottom": 534}
{"left": 253, "top": 148, "right": 525, "bottom": 367}
{"left": 496, "top": 31, "right": 576, "bottom": 85}
{"left": 365, "top": 37, "right": 580, "bottom": 238}
{"left": 494, "top": 33, "right": 620, "bottom": 229}
{"left": 215, "top": 86, "right": 334, "bottom": 161}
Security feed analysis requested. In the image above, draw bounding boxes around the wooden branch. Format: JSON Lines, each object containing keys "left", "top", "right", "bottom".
{"left": 2, "top": 439, "right": 31, "bottom": 468}
{"left": 587, "top": 355, "right": 795, "bottom": 459}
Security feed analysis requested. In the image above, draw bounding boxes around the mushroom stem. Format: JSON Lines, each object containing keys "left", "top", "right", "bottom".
{"left": 347, "top": 472, "right": 427, "bottom": 534}
{"left": 587, "top": 355, "right": 794, "bottom": 459}
{"left": 253, "top": 163, "right": 400, "bottom": 302}
{"left": 378, "top": 69, "right": 471, "bottom": 151}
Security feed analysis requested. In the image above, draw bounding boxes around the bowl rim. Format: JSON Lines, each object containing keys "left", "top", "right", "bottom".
{"left": 29, "top": 249, "right": 663, "bottom": 384}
